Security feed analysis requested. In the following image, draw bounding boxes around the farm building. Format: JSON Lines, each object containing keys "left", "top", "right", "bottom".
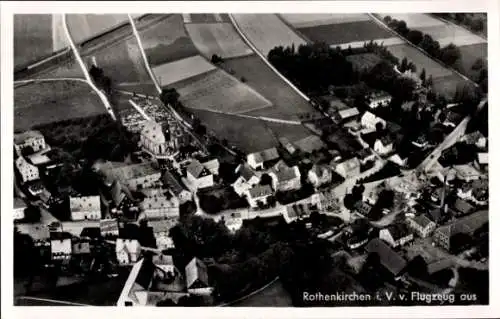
{"left": 247, "top": 147, "right": 280, "bottom": 170}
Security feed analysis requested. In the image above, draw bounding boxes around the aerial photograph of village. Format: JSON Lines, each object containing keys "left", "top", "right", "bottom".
{"left": 12, "top": 12, "right": 488, "bottom": 307}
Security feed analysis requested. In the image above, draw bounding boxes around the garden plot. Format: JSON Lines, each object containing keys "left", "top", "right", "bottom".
{"left": 232, "top": 14, "right": 307, "bottom": 55}
{"left": 346, "top": 53, "right": 382, "bottom": 71}
{"left": 152, "top": 55, "right": 216, "bottom": 87}
{"left": 66, "top": 14, "right": 131, "bottom": 44}
{"left": 281, "top": 13, "right": 370, "bottom": 28}
{"left": 332, "top": 37, "right": 404, "bottom": 49}
{"left": 14, "top": 81, "right": 107, "bottom": 131}
{"left": 172, "top": 69, "right": 272, "bottom": 114}
{"left": 385, "top": 13, "right": 444, "bottom": 28}
{"left": 140, "top": 14, "right": 199, "bottom": 66}
{"left": 185, "top": 23, "right": 253, "bottom": 59}
{"left": 14, "top": 14, "right": 54, "bottom": 67}
{"left": 298, "top": 20, "right": 394, "bottom": 45}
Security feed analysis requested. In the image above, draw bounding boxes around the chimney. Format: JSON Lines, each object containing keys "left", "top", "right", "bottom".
{"left": 440, "top": 174, "right": 447, "bottom": 210}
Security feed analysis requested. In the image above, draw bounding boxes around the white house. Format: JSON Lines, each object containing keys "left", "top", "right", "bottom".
{"left": 139, "top": 194, "right": 179, "bottom": 220}
{"left": 15, "top": 156, "right": 39, "bottom": 183}
{"left": 50, "top": 232, "right": 72, "bottom": 260}
{"left": 379, "top": 224, "right": 414, "bottom": 248}
{"left": 361, "top": 111, "right": 386, "bottom": 131}
{"left": 116, "top": 238, "right": 141, "bottom": 265}
{"left": 408, "top": 215, "right": 436, "bottom": 238}
{"left": 389, "top": 154, "right": 407, "bottom": 167}
{"left": 247, "top": 147, "right": 280, "bottom": 171}
{"left": 14, "top": 198, "right": 26, "bottom": 220}
{"left": 69, "top": 196, "right": 101, "bottom": 221}
{"left": 163, "top": 171, "right": 192, "bottom": 204}
{"left": 307, "top": 165, "right": 332, "bottom": 188}
{"left": 14, "top": 130, "right": 46, "bottom": 154}
{"left": 202, "top": 159, "right": 220, "bottom": 176}
{"left": 454, "top": 164, "right": 481, "bottom": 182}
{"left": 232, "top": 163, "right": 260, "bottom": 196}
{"left": 186, "top": 159, "right": 214, "bottom": 190}
{"left": 334, "top": 157, "right": 360, "bottom": 179}
{"left": 368, "top": 92, "right": 392, "bottom": 109}
{"left": 269, "top": 161, "right": 301, "bottom": 192}
{"left": 245, "top": 184, "right": 273, "bottom": 209}
{"left": 374, "top": 135, "right": 394, "bottom": 156}
{"left": 461, "top": 131, "right": 487, "bottom": 149}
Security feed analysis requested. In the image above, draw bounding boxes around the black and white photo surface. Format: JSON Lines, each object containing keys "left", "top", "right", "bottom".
{"left": 8, "top": 10, "right": 490, "bottom": 309}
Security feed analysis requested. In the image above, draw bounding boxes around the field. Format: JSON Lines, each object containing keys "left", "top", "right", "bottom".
{"left": 14, "top": 81, "right": 107, "bottom": 131}
{"left": 28, "top": 57, "right": 85, "bottom": 80}
{"left": 139, "top": 14, "right": 199, "bottom": 66}
{"left": 14, "top": 14, "right": 54, "bottom": 67}
{"left": 280, "top": 13, "right": 370, "bottom": 28}
{"left": 82, "top": 36, "right": 152, "bottom": 88}
{"left": 221, "top": 55, "right": 320, "bottom": 120}
{"left": 386, "top": 44, "right": 454, "bottom": 77}
{"left": 346, "top": 53, "right": 382, "bottom": 71}
{"left": 432, "top": 75, "right": 476, "bottom": 99}
{"left": 152, "top": 55, "right": 216, "bottom": 87}
{"left": 298, "top": 20, "right": 394, "bottom": 45}
{"left": 170, "top": 69, "right": 272, "bottom": 114}
{"left": 186, "top": 14, "right": 231, "bottom": 24}
{"left": 186, "top": 23, "right": 254, "bottom": 59}
{"left": 190, "top": 109, "right": 311, "bottom": 153}
{"left": 232, "top": 14, "right": 307, "bottom": 56}
{"left": 66, "top": 14, "right": 131, "bottom": 44}
{"left": 458, "top": 43, "right": 488, "bottom": 81}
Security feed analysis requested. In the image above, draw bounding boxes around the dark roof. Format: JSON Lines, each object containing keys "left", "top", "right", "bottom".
{"left": 185, "top": 257, "right": 209, "bottom": 288}
{"left": 366, "top": 238, "right": 407, "bottom": 276}
{"left": 80, "top": 227, "right": 102, "bottom": 239}
{"left": 186, "top": 160, "right": 206, "bottom": 178}
{"left": 378, "top": 134, "right": 393, "bottom": 146}
{"left": 135, "top": 259, "right": 155, "bottom": 290}
{"left": 453, "top": 198, "right": 475, "bottom": 215}
{"left": 412, "top": 215, "right": 433, "bottom": 228}
{"left": 427, "top": 208, "right": 443, "bottom": 223}
{"left": 356, "top": 148, "right": 373, "bottom": 159}
{"left": 272, "top": 161, "right": 299, "bottom": 182}
{"left": 248, "top": 184, "right": 273, "bottom": 198}
{"left": 385, "top": 223, "right": 412, "bottom": 241}
{"left": 236, "top": 163, "right": 256, "bottom": 182}
{"left": 163, "top": 170, "right": 188, "bottom": 196}
{"left": 354, "top": 201, "right": 372, "bottom": 215}
{"left": 435, "top": 210, "right": 488, "bottom": 239}
{"left": 119, "top": 223, "right": 141, "bottom": 240}
{"left": 50, "top": 231, "right": 72, "bottom": 241}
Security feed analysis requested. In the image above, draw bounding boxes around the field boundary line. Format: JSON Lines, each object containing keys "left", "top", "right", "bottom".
{"left": 229, "top": 14, "right": 311, "bottom": 102}
{"left": 187, "top": 107, "right": 302, "bottom": 125}
{"left": 368, "top": 13, "right": 478, "bottom": 86}
{"left": 128, "top": 99, "right": 152, "bottom": 121}
{"left": 62, "top": 14, "right": 116, "bottom": 121}
{"left": 276, "top": 14, "right": 313, "bottom": 43}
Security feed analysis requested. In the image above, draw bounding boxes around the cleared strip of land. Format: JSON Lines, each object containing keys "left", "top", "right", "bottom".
{"left": 281, "top": 13, "right": 370, "bottom": 28}
{"left": 152, "top": 55, "right": 216, "bottom": 87}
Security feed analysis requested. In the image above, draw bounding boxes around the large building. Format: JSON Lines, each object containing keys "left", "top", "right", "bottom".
{"left": 14, "top": 130, "right": 46, "bottom": 154}
{"left": 140, "top": 121, "right": 187, "bottom": 157}
{"left": 433, "top": 210, "right": 488, "bottom": 250}
{"left": 379, "top": 223, "right": 414, "bottom": 248}
{"left": 247, "top": 147, "right": 280, "bottom": 171}
{"left": 307, "top": 165, "right": 332, "bottom": 188}
{"left": 407, "top": 215, "right": 436, "bottom": 238}
{"left": 269, "top": 161, "right": 301, "bottom": 192}
{"left": 334, "top": 157, "right": 360, "bottom": 179}
{"left": 186, "top": 159, "right": 214, "bottom": 190}
{"left": 162, "top": 171, "right": 192, "bottom": 204}
{"left": 15, "top": 156, "right": 39, "bottom": 184}
{"left": 96, "top": 161, "right": 162, "bottom": 191}
{"left": 139, "top": 191, "right": 180, "bottom": 220}
{"left": 245, "top": 184, "right": 273, "bottom": 209}
{"left": 232, "top": 163, "right": 260, "bottom": 196}
{"left": 69, "top": 196, "right": 101, "bottom": 221}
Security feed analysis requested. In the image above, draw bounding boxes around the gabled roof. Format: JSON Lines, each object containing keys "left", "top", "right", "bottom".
{"left": 377, "top": 134, "right": 393, "bottom": 146}
{"left": 80, "top": 227, "right": 102, "bottom": 239}
{"left": 186, "top": 159, "right": 207, "bottom": 179}
{"left": 294, "top": 135, "right": 326, "bottom": 154}
{"left": 185, "top": 257, "right": 209, "bottom": 288}
{"left": 202, "top": 159, "right": 219, "bottom": 175}
{"left": 163, "top": 171, "right": 188, "bottom": 196}
{"left": 452, "top": 198, "right": 474, "bottom": 215}
{"left": 366, "top": 238, "right": 407, "bottom": 276}
{"left": 477, "top": 153, "right": 488, "bottom": 165}
{"left": 248, "top": 184, "right": 273, "bottom": 199}
{"left": 248, "top": 147, "right": 280, "bottom": 164}
{"left": 435, "top": 210, "right": 488, "bottom": 239}
{"left": 336, "top": 157, "right": 360, "bottom": 172}
{"left": 235, "top": 163, "right": 257, "bottom": 182}
{"left": 411, "top": 215, "right": 434, "bottom": 229}
{"left": 338, "top": 107, "right": 360, "bottom": 119}
{"left": 14, "top": 130, "right": 44, "bottom": 144}
{"left": 141, "top": 121, "right": 166, "bottom": 144}
{"left": 271, "top": 161, "right": 299, "bottom": 182}
{"left": 385, "top": 223, "right": 412, "bottom": 241}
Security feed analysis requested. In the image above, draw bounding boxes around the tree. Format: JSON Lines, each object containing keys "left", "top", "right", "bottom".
{"left": 419, "top": 34, "right": 441, "bottom": 57}
{"left": 440, "top": 43, "right": 462, "bottom": 67}
{"left": 211, "top": 54, "right": 223, "bottom": 64}
{"left": 383, "top": 16, "right": 392, "bottom": 24}
{"left": 160, "top": 88, "right": 180, "bottom": 106}
{"left": 407, "top": 62, "right": 417, "bottom": 73}
{"left": 419, "top": 68, "right": 427, "bottom": 83}
{"left": 472, "top": 58, "right": 485, "bottom": 71}
{"left": 407, "top": 30, "right": 424, "bottom": 45}
{"left": 400, "top": 57, "right": 409, "bottom": 72}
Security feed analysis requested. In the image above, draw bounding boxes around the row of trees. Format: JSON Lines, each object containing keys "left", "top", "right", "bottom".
{"left": 433, "top": 13, "right": 486, "bottom": 35}
{"left": 383, "top": 16, "right": 463, "bottom": 68}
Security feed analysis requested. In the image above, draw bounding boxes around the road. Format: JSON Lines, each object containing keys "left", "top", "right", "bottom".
{"left": 417, "top": 98, "right": 487, "bottom": 172}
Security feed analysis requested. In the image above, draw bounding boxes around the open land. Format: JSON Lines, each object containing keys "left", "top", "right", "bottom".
{"left": 186, "top": 23, "right": 254, "bottom": 59}
{"left": 280, "top": 13, "right": 370, "bottom": 29}
{"left": 187, "top": 14, "right": 231, "bottom": 24}
{"left": 66, "top": 14, "right": 131, "bottom": 44}
{"left": 152, "top": 55, "right": 217, "bottom": 87}
{"left": 298, "top": 20, "right": 394, "bottom": 45}
{"left": 139, "top": 14, "right": 199, "bottom": 66}
{"left": 220, "top": 55, "right": 320, "bottom": 121}
{"left": 14, "top": 14, "right": 54, "bottom": 67}
{"left": 230, "top": 279, "right": 293, "bottom": 307}
{"left": 170, "top": 68, "right": 272, "bottom": 114}
{"left": 27, "top": 56, "right": 85, "bottom": 80}
{"left": 457, "top": 43, "right": 488, "bottom": 81}
{"left": 14, "top": 81, "right": 107, "bottom": 131}
{"left": 189, "top": 108, "right": 311, "bottom": 153}
{"left": 232, "top": 14, "right": 307, "bottom": 56}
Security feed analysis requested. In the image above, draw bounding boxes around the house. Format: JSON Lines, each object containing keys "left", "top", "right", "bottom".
{"left": 368, "top": 91, "right": 392, "bottom": 109}
{"left": 149, "top": 220, "right": 176, "bottom": 250}
{"left": 163, "top": 171, "right": 192, "bottom": 204}
{"left": 202, "top": 159, "right": 220, "bottom": 176}
{"left": 72, "top": 240, "right": 91, "bottom": 255}
{"left": 245, "top": 184, "right": 273, "bottom": 209}
{"left": 334, "top": 157, "right": 360, "bottom": 179}
{"left": 474, "top": 152, "right": 488, "bottom": 172}
{"left": 140, "top": 121, "right": 173, "bottom": 157}
{"left": 116, "top": 238, "right": 142, "bottom": 265}
{"left": 433, "top": 210, "right": 488, "bottom": 250}
{"left": 353, "top": 201, "right": 372, "bottom": 216}
{"left": 186, "top": 159, "right": 214, "bottom": 190}
{"left": 451, "top": 198, "right": 475, "bottom": 217}
{"left": 279, "top": 137, "right": 297, "bottom": 155}
{"left": 379, "top": 223, "right": 414, "bottom": 248}
{"left": 139, "top": 194, "right": 179, "bottom": 220}
{"left": 308, "top": 165, "right": 332, "bottom": 188}
{"left": 454, "top": 164, "right": 481, "bottom": 182}
{"left": 15, "top": 156, "right": 39, "bottom": 183}
{"left": 232, "top": 163, "right": 260, "bottom": 196}
{"left": 361, "top": 111, "right": 386, "bottom": 131}
{"left": 28, "top": 153, "right": 52, "bottom": 166}
{"left": 185, "top": 257, "right": 211, "bottom": 294}
{"left": 294, "top": 135, "right": 326, "bottom": 154}
{"left": 408, "top": 215, "right": 436, "bottom": 238}
{"left": 153, "top": 254, "right": 176, "bottom": 275}
{"left": 69, "top": 196, "right": 101, "bottom": 221}
{"left": 356, "top": 148, "right": 376, "bottom": 165}
{"left": 96, "top": 161, "right": 162, "bottom": 191}
{"left": 374, "top": 135, "right": 394, "bottom": 156}
{"left": 247, "top": 147, "right": 280, "bottom": 170}
{"left": 269, "top": 161, "right": 301, "bottom": 192}
{"left": 283, "top": 202, "right": 313, "bottom": 223}
{"left": 50, "top": 232, "right": 73, "bottom": 260}
{"left": 365, "top": 238, "right": 407, "bottom": 277}
{"left": 14, "top": 197, "right": 26, "bottom": 220}
{"left": 388, "top": 153, "right": 407, "bottom": 167}
{"left": 333, "top": 107, "right": 360, "bottom": 124}
{"left": 100, "top": 219, "right": 119, "bottom": 236}
{"left": 426, "top": 208, "right": 445, "bottom": 224}
{"left": 14, "top": 130, "right": 46, "bottom": 154}
{"left": 461, "top": 131, "right": 487, "bottom": 149}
